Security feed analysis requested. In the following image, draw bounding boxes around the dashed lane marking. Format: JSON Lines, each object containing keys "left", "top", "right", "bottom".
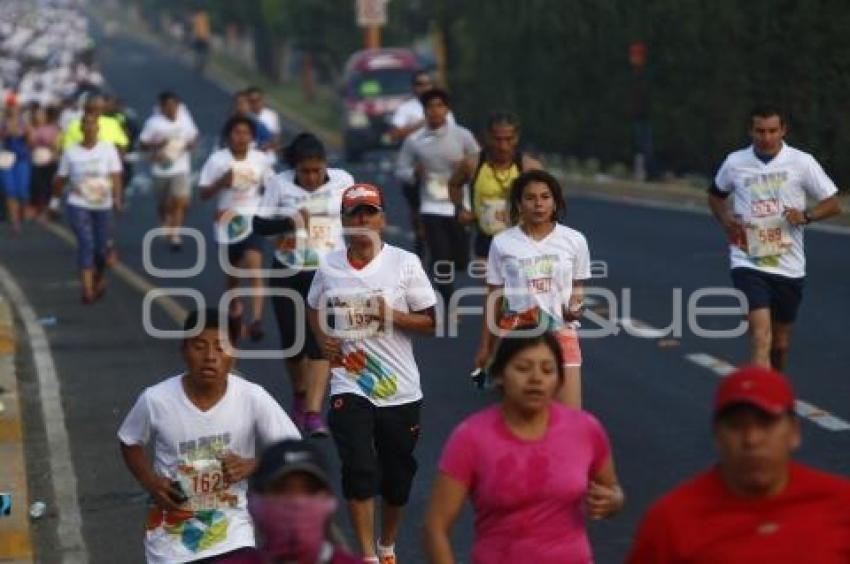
{"left": 685, "top": 352, "right": 850, "bottom": 431}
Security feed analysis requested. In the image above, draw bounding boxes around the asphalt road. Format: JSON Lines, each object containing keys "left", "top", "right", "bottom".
{"left": 3, "top": 30, "right": 850, "bottom": 564}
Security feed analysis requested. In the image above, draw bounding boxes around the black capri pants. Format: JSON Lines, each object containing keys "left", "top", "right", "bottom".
{"left": 328, "top": 393, "right": 421, "bottom": 505}
{"left": 268, "top": 263, "right": 324, "bottom": 360}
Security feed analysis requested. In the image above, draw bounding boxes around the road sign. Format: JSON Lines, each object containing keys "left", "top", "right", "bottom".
{"left": 357, "top": 0, "right": 387, "bottom": 28}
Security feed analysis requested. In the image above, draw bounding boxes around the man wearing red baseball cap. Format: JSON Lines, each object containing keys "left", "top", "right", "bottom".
{"left": 627, "top": 365, "right": 850, "bottom": 563}
{"left": 307, "top": 183, "right": 438, "bottom": 563}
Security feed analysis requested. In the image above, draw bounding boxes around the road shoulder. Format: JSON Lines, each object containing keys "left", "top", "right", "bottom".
{"left": 0, "top": 291, "right": 33, "bottom": 562}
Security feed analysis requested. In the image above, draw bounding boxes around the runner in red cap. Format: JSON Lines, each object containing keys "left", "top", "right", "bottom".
{"left": 307, "top": 182, "right": 437, "bottom": 563}
{"left": 627, "top": 365, "right": 850, "bottom": 563}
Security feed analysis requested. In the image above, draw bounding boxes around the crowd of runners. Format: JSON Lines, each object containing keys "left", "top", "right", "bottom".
{"left": 2, "top": 3, "right": 849, "bottom": 564}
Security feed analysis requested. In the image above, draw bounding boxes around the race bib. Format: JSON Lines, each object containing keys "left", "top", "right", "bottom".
{"left": 0, "top": 150, "right": 16, "bottom": 170}
{"left": 425, "top": 174, "right": 450, "bottom": 201}
{"left": 307, "top": 215, "right": 335, "bottom": 253}
{"left": 478, "top": 198, "right": 507, "bottom": 234}
{"left": 745, "top": 216, "right": 792, "bottom": 258}
{"left": 175, "top": 459, "right": 236, "bottom": 512}
{"left": 32, "top": 146, "right": 53, "bottom": 166}
{"left": 329, "top": 290, "right": 384, "bottom": 340}
{"left": 78, "top": 176, "right": 111, "bottom": 205}
{"left": 161, "top": 137, "right": 186, "bottom": 163}
{"left": 231, "top": 162, "right": 259, "bottom": 191}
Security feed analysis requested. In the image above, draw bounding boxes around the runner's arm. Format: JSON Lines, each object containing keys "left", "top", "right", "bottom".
{"left": 564, "top": 280, "right": 585, "bottom": 322}
{"left": 395, "top": 138, "right": 417, "bottom": 184}
{"left": 448, "top": 156, "right": 474, "bottom": 208}
{"left": 785, "top": 194, "right": 842, "bottom": 225}
{"left": 199, "top": 169, "right": 232, "bottom": 200}
{"left": 378, "top": 299, "right": 436, "bottom": 334}
{"left": 307, "top": 305, "right": 341, "bottom": 363}
{"left": 423, "top": 472, "right": 467, "bottom": 564}
{"left": 587, "top": 456, "right": 625, "bottom": 520}
{"left": 707, "top": 187, "right": 745, "bottom": 239}
{"left": 119, "top": 442, "right": 183, "bottom": 511}
{"left": 111, "top": 172, "right": 123, "bottom": 210}
{"left": 388, "top": 119, "right": 425, "bottom": 143}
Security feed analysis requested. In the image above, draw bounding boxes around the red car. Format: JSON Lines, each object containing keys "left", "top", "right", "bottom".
{"left": 340, "top": 48, "right": 420, "bottom": 161}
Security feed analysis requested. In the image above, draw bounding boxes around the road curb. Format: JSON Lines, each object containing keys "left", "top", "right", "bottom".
{"left": 0, "top": 290, "right": 33, "bottom": 562}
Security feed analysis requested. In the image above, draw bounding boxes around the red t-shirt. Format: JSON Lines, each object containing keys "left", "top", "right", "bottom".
{"left": 627, "top": 462, "right": 850, "bottom": 563}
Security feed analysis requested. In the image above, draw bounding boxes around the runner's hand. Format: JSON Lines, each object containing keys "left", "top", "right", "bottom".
{"left": 219, "top": 453, "right": 257, "bottom": 484}
{"left": 783, "top": 206, "right": 807, "bottom": 226}
{"left": 113, "top": 198, "right": 124, "bottom": 214}
{"left": 723, "top": 217, "right": 747, "bottom": 251}
{"left": 321, "top": 335, "right": 342, "bottom": 364}
{"left": 146, "top": 476, "right": 186, "bottom": 511}
{"left": 586, "top": 480, "right": 624, "bottom": 520}
{"left": 216, "top": 170, "right": 234, "bottom": 189}
{"left": 456, "top": 208, "right": 475, "bottom": 226}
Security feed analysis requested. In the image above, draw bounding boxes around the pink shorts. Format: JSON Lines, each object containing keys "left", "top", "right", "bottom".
{"left": 555, "top": 326, "right": 582, "bottom": 367}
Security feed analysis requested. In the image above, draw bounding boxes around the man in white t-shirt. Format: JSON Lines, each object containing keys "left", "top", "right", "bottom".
{"left": 139, "top": 91, "right": 199, "bottom": 250}
{"left": 306, "top": 183, "right": 437, "bottom": 564}
{"left": 246, "top": 85, "right": 281, "bottom": 144}
{"left": 396, "top": 88, "right": 480, "bottom": 304}
{"left": 118, "top": 308, "right": 300, "bottom": 563}
{"left": 388, "top": 71, "right": 455, "bottom": 258}
{"left": 708, "top": 105, "right": 842, "bottom": 371}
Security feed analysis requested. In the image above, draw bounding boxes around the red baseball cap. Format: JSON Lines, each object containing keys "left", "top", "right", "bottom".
{"left": 714, "top": 365, "right": 795, "bottom": 416}
{"left": 341, "top": 183, "right": 383, "bottom": 215}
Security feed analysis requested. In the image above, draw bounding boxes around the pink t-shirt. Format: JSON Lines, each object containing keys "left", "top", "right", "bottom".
{"left": 439, "top": 403, "right": 611, "bottom": 564}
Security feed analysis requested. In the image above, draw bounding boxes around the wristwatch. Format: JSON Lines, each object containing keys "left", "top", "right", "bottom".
{"left": 803, "top": 210, "right": 813, "bottom": 224}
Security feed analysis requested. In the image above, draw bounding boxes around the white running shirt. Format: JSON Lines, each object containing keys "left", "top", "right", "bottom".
{"left": 117, "top": 373, "right": 299, "bottom": 564}
{"left": 258, "top": 168, "right": 354, "bottom": 270}
{"left": 487, "top": 224, "right": 592, "bottom": 330}
{"left": 307, "top": 244, "right": 437, "bottom": 407}
{"left": 714, "top": 143, "right": 838, "bottom": 278}
{"left": 139, "top": 111, "right": 199, "bottom": 177}
{"left": 57, "top": 141, "right": 122, "bottom": 210}
{"left": 199, "top": 148, "right": 273, "bottom": 216}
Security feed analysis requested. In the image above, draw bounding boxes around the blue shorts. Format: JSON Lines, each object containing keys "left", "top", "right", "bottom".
{"left": 731, "top": 267, "right": 805, "bottom": 323}
{"left": 1, "top": 159, "right": 31, "bottom": 201}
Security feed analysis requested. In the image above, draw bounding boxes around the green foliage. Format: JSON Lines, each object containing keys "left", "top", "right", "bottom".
{"left": 129, "top": 0, "right": 850, "bottom": 184}
{"left": 444, "top": 0, "right": 850, "bottom": 184}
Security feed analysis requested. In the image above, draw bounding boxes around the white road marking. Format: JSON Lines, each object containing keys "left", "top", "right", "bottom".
{"left": 619, "top": 317, "right": 671, "bottom": 339}
{"left": 794, "top": 399, "right": 850, "bottom": 432}
{"left": 684, "top": 352, "right": 736, "bottom": 376}
{"left": 0, "top": 265, "right": 90, "bottom": 563}
{"left": 685, "top": 352, "right": 850, "bottom": 431}
{"left": 38, "top": 219, "right": 187, "bottom": 323}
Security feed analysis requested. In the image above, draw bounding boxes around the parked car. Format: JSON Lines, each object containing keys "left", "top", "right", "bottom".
{"left": 340, "top": 48, "right": 420, "bottom": 161}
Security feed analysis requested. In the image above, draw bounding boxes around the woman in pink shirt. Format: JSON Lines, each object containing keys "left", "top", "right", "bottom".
{"left": 424, "top": 330, "right": 624, "bottom": 563}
